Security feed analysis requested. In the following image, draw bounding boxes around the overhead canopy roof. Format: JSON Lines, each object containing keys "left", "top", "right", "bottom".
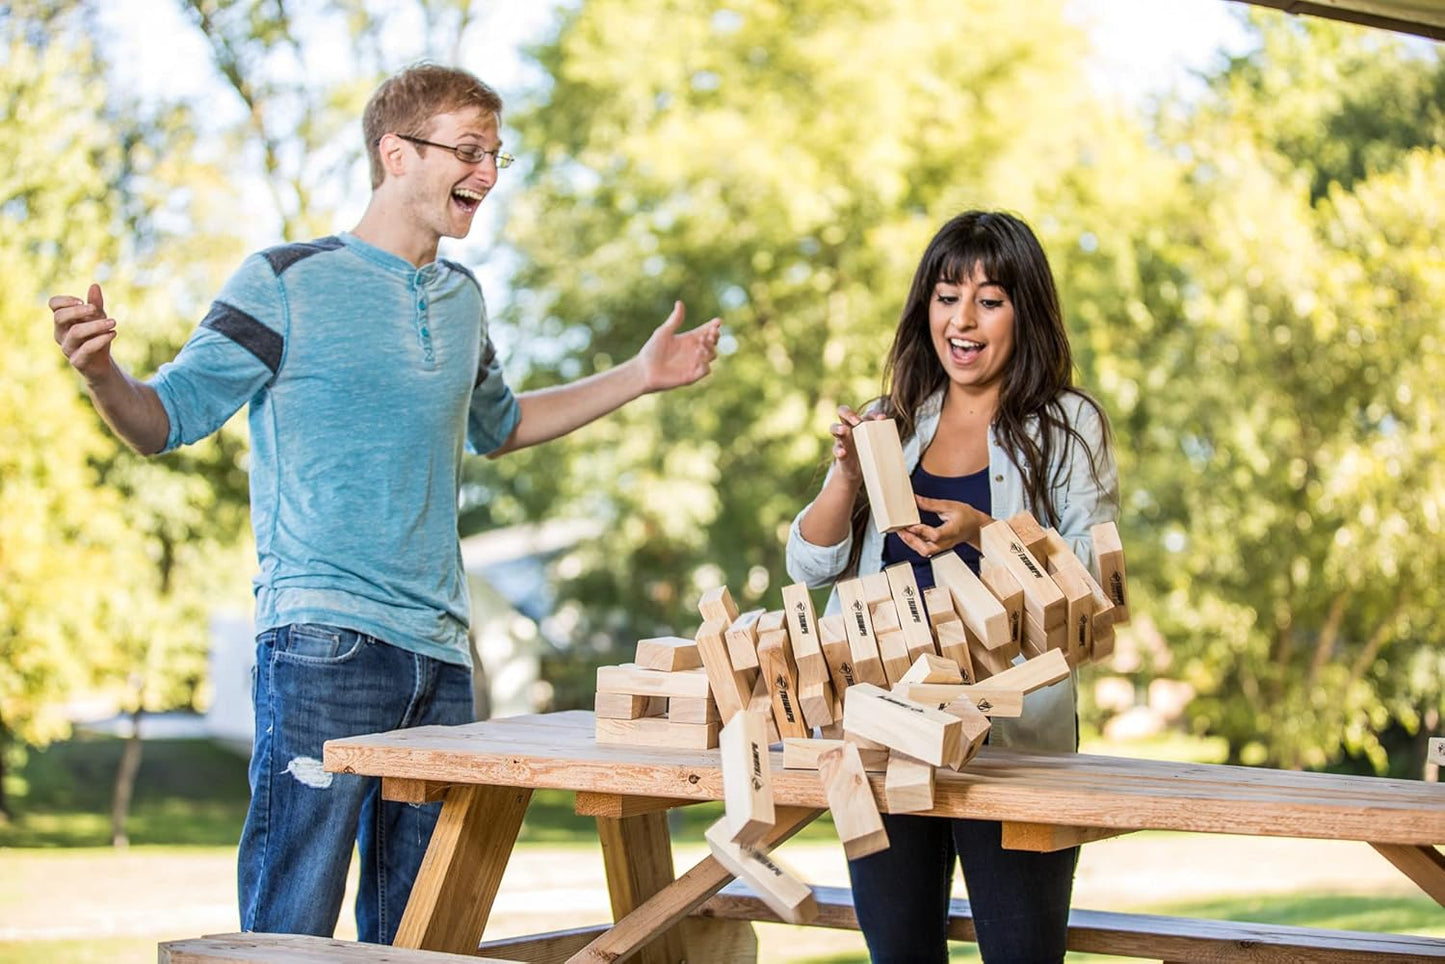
{"left": 1240, "top": 0, "right": 1445, "bottom": 41}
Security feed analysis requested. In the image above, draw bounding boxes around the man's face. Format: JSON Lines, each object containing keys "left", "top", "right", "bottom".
{"left": 400, "top": 106, "right": 501, "bottom": 240}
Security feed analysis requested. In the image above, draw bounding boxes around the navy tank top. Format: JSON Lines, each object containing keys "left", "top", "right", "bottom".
{"left": 881, "top": 462, "right": 991, "bottom": 592}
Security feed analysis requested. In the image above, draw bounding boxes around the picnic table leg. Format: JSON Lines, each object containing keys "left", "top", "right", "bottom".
{"left": 1371, "top": 843, "right": 1445, "bottom": 907}
{"left": 392, "top": 783, "right": 533, "bottom": 953}
{"left": 598, "top": 810, "right": 688, "bottom": 964}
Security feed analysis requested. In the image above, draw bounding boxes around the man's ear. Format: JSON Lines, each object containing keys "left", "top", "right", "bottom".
{"left": 377, "top": 132, "right": 409, "bottom": 180}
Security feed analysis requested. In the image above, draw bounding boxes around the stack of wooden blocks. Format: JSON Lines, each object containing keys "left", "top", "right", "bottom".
{"left": 588, "top": 417, "right": 1132, "bottom": 923}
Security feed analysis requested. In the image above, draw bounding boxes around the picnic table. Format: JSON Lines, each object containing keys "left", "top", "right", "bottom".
{"left": 318, "top": 709, "right": 1445, "bottom": 963}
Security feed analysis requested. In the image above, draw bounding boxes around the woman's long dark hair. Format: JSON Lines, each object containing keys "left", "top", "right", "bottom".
{"left": 844, "top": 210, "right": 1111, "bottom": 575}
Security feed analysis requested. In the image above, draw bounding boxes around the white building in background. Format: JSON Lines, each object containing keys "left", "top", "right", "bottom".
{"left": 205, "top": 519, "right": 601, "bottom": 752}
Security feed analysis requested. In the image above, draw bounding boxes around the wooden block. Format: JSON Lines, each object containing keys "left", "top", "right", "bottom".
{"left": 1430, "top": 738, "right": 1445, "bottom": 767}
{"left": 884, "top": 562, "right": 937, "bottom": 662}
{"left": 836, "top": 578, "right": 887, "bottom": 686}
{"left": 796, "top": 677, "right": 835, "bottom": 728}
{"left": 938, "top": 695, "right": 992, "bottom": 769}
{"left": 758, "top": 609, "right": 787, "bottom": 635}
{"left": 596, "top": 663, "right": 713, "bottom": 700}
{"left": 1091, "top": 609, "right": 1116, "bottom": 662}
{"left": 884, "top": 751, "right": 935, "bottom": 813}
{"left": 1091, "top": 520, "right": 1130, "bottom": 624}
{"left": 931, "top": 552, "right": 1010, "bottom": 649}
{"left": 719, "top": 711, "right": 775, "bottom": 845}
{"left": 781, "top": 583, "right": 829, "bottom": 693}
{"left": 974, "top": 648, "right": 1071, "bottom": 696}
{"left": 699, "top": 584, "right": 741, "bottom": 627}
{"left": 900, "top": 653, "right": 963, "bottom": 685}
{"left": 892, "top": 683, "right": 1024, "bottom": 718}
{"left": 595, "top": 692, "right": 666, "bottom": 720}
{"left": 869, "top": 599, "right": 902, "bottom": 634}
{"left": 922, "top": 585, "right": 956, "bottom": 629}
{"left": 817, "top": 743, "right": 890, "bottom": 859}
{"left": 1023, "top": 608, "right": 1068, "bottom": 655}
{"left": 704, "top": 818, "right": 818, "bottom": 925}
{"left": 817, "top": 613, "right": 859, "bottom": 694}
{"left": 842, "top": 728, "right": 889, "bottom": 752}
{"left": 595, "top": 717, "right": 719, "bottom": 749}
{"left": 934, "top": 619, "right": 976, "bottom": 685}
{"left": 748, "top": 672, "right": 782, "bottom": 745}
{"left": 757, "top": 623, "right": 809, "bottom": 740}
{"left": 667, "top": 696, "right": 720, "bottom": 724}
{"left": 725, "top": 609, "right": 765, "bottom": 672}
{"left": 634, "top": 635, "right": 702, "bottom": 673}
{"left": 841, "top": 682, "right": 963, "bottom": 767}
{"left": 852, "top": 418, "right": 921, "bottom": 532}
{"left": 981, "top": 520, "right": 1065, "bottom": 629}
{"left": 695, "top": 618, "right": 750, "bottom": 724}
{"left": 781, "top": 737, "right": 888, "bottom": 772}
{"left": 1045, "top": 560, "right": 1095, "bottom": 666}
{"left": 875, "top": 629, "right": 912, "bottom": 687}
{"left": 860, "top": 571, "right": 895, "bottom": 606}
{"left": 980, "top": 559, "right": 1024, "bottom": 652}
{"left": 968, "top": 620, "right": 1012, "bottom": 680}
{"left": 1006, "top": 510, "right": 1051, "bottom": 564}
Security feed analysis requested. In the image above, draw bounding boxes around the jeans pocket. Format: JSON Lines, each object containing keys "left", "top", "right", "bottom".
{"left": 274, "top": 623, "right": 367, "bottom": 664}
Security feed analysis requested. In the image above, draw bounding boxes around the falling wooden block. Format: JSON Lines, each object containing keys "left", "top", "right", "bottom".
{"left": 796, "top": 677, "right": 836, "bottom": 728}
{"left": 938, "top": 695, "right": 992, "bottom": 769}
{"left": 726, "top": 609, "right": 765, "bottom": 672}
{"left": 860, "top": 571, "right": 895, "bottom": 606}
{"left": 594, "top": 692, "right": 666, "bottom": 720}
{"left": 934, "top": 619, "right": 976, "bottom": 684}
{"left": 704, "top": 818, "right": 819, "bottom": 924}
{"left": 973, "top": 648, "right": 1071, "bottom": 695}
{"left": 818, "top": 743, "right": 890, "bottom": 859}
{"left": 1091, "top": 521, "right": 1130, "bottom": 625}
{"left": 980, "top": 559, "right": 1024, "bottom": 653}
{"left": 1023, "top": 608, "right": 1068, "bottom": 656}
{"left": 667, "top": 696, "right": 720, "bottom": 724}
{"left": 635, "top": 635, "right": 702, "bottom": 672}
{"left": 595, "top": 717, "right": 719, "bottom": 749}
{"left": 782, "top": 737, "right": 888, "bottom": 772}
{"left": 757, "top": 617, "right": 809, "bottom": 740}
{"left": 884, "top": 751, "right": 935, "bottom": 813}
{"left": 719, "top": 710, "right": 775, "bottom": 845}
{"left": 923, "top": 586, "right": 955, "bottom": 629}
{"left": 1091, "top": 609, "right": 1116, "bottom": 662}
{"left": 1006, "top": 510, "right": 1052, "bottom": 565}
{"left": 748, "top": 672, "right": 782, "bottom": 745}
{"left": 968, "top": 621, "right": 1012, "bottom": 680}
{"left": 699, "top": 585, "right": 741, "bottom": 627}
{"left": 852, "top": 418, "right": 921, "bottom": 533}
{"left": 884, "top": 562, "right": 937, "bottom": 663}
{"left": 782, "top": 583, "right": 831, "bottom": 700}
{"left": 893, "top": 683, "right": 1023, "bottom": 718}
{"left": 874, "top": 628, "right": 913, "bottom": 687}
{"left": 981, "top": 520, "right": 1065, "bottom": 629}
{"left": 695, "top": 618, "right": 751, "bottom": 724}
{"left": 1045, "top": 560, "right": 1095, "bottom": 666}
{"left": 1430, "top": 738, "right": 1445, "bottom": 767}
{"left": 842, "top": 683, "right": 963, "bottom": 767}
{"left": 817, "top": 614, "right": 859, "bottom": 694}
{"left": 900, "top": 653, "right": 963, "bottom": 685}
{"left": 596, "top": 664, "right": 713, "bottom": 700}
{"left": 932, "top": 552, "right": 1011, "bottom": 650}
{"left": 836, "top": 578, "right": 887, "bottom": 686}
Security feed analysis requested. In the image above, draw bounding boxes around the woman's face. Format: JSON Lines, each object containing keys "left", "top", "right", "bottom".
{"left": 928, "top": 261, "right": 1016, "bottom": 395}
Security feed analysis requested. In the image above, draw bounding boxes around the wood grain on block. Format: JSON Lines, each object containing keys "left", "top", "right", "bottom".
{"left": 595, "top": 692, "right": 666, "bottom": 721}
{"left": 1023, "top": 608, "right": 1068, "bottom": 656}
{"left": 980, "top": 559, "right": 1023, "bottom": 650}
{"left": 870, "top": 599, "right": 902, "bottom": 635}
{"left": 892, "top": 683, "right": 1024, "bottom": 718}
{"left": 1044, "top": 561, "right": 1095, "bottom": 666}
{"left": 699, "top": 585, "right": 740, "bottom": 628}
{"left": 900, "top": 653, "right": 963, "bottom": 685}
{"left": 781, "top": 583, "right": 828, "bottom": 691}
{"left": 796, "top": 677, "right": 835, "bottom": 729}
{"left": 884, "top": 752, "right": 935, "bottom": 813}
{"left": 695, "top": 618, "right": 749, "bottom": 724}
{"left": 836, "top": 578, "right": 887, "bottom": 686}
{"left": 843, "top": 728, "right": 889, "bottom": 752}
{"left": 634, "top": 635, "right": 702, "bottom": 673}
{"left": 842, "top": 682, "right": 963, "bottom": 767}
{"left": 719, "top": 711, "right": 775, "bottom": 845}
{"left": 667, "top": 696, "right": 719, "bottom": 724}
{"left": 852, "top": 418, "right": 921, "bottom": 532}
{"left": 981, "top": 520, "right": 1065, "bottom": 628}
{"left": 725, "top": 609, "right": 765, "bottom": 672}
{"left": 860, "top": 571, "right": 895, "bottom": 606}
{"left": 969, "top": 648, "right": 1071, "bottom": 696}
{"left": 923, "top": 585, "right": 956, "bottom": 628}
{"left": 1006, "top": 510, "right": 1051, "bottom": 564}
{"left": 1091, "top": 609, "right": 1116, "bottom": 662}
{"left": 758, "top": 609, "right": 787, "bottom": 636}
{"left": 935, "top": 619, "right": 975, "bottom": 684}
{"left": 817, "top": 613, "right": 859, "bottom": 694}
{"left": 703, "top": 818, "right": 819, "bottom": 925}
{"left": 884, "top": 562, "right": 937, "bottom": 662}
{"left": 817, "top": 743, "right": 891, "bottom": 859}
{"left": 939, "top": 696, "right": 992, "bottom": 769}
{"left": 931, "top": 552, "right": 1010, "bottom": 649}
{"left": 596, "top": 664, "right": 713, "bottom": 700}
{"left": 1091, "top": 520, "right": 1130, "bottom": 624}
{"left": 967, "top": 620, "right": 1012, "bottom": 681}
{"left": 757, "top": 624, "right": 809, "bottom": 740}
{"left": 748, "top": 672, "right": 782, "bottom": 746}
{"left": 595, "top": 717, "right": 719, "bottom": 750}
{"left": 1431, "top": 738, "right": 1445, "bottom": 767}
{"left": 875, "top": 629, "right": 913, "bottom": 687}
{"left": 782, "top": 737, "right": 888, "bottom": 772}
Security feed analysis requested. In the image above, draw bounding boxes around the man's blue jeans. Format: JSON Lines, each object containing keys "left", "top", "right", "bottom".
{"left": 238, "top": 624, "right": 473, "bottom": 943}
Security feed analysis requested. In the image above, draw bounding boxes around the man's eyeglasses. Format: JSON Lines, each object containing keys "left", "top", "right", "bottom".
{"left": 394, "top": 134, "right": 515, "bottom": 169}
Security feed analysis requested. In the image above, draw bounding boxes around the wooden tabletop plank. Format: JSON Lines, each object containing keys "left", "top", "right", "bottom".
{"left": 324, "top": 711, "right": 1445, "bottom": 846}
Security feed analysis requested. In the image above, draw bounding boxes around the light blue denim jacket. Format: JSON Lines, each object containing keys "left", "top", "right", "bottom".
{"left": 785, "top": 388, "right": 1119, "bottom": 753}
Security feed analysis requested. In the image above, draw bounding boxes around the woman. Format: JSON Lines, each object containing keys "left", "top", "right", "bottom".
{"left": 785, "top": 210, "right": 1118, "bottom": 962}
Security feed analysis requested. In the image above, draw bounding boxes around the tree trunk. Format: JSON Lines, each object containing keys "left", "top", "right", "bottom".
{"left": 111, "top": 707, "right": 144, "bottom": 848}
{"left": 0, "top": 716, "right": 10, "bottom": 822}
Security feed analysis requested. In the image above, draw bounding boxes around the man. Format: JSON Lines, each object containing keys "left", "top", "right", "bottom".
{"left": 49, "top": 64, "right": 721, "bottom": 943}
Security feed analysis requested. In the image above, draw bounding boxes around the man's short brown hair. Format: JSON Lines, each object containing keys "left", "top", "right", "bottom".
{"left": 363, "top": 63, "right": 503, "bottom": 188}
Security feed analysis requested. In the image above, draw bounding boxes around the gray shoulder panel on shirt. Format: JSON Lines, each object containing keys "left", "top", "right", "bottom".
{"left": 261, "top": 236, "right": 344, "bottom": 276}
